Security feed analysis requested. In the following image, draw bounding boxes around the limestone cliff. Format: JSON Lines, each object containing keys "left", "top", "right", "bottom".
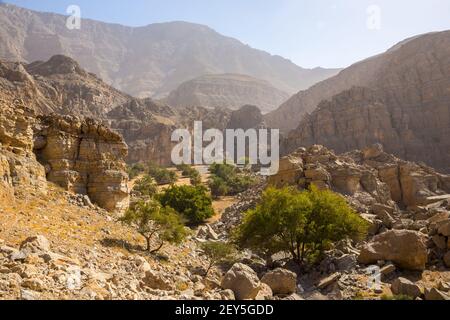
{"left": 279, "top": 31, "right": 450, "bottom": 172}
{"left": 0, "top": 101, "right": 47, "bottom": 201}
{"left": 34, "top": 114, "right": 130, "bottom": 212}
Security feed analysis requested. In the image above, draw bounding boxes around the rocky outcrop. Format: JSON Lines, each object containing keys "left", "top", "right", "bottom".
{"left": 269, "top": 144, "right": 450, "bottom": 209}
{"left": 280, "top": 31, "right": 450, "bottom": 172}
{"left": 0, "top": 101, "right": 47, "bottom": 199}
{"left": 34, "top": 114, "right": 130, "bottom": 212}
{"left": 261, "top": 268, "right": 297, "bottom": 295}
{"left": 226, "top": 105, "right": 266, "bottom": 130}
{"left": 221, "top": 263, "right": 261, "bottom": 300}
{"left": 358, "top": 230, "right": 428, "bottom": 270}
{"left": 166, "top": 74, "right": 290, "bottom": 114}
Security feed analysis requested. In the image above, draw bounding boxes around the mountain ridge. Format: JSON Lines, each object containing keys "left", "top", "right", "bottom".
{"left": 0, "top": 3, "right": 341, "bottom": 98}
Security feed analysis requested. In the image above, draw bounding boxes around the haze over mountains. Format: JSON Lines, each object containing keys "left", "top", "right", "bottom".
{"left": 0, "top": 3, "right": 340, "bottom": 99}
{"left": 165, "top": 73, "right": 290, "bottom": 113}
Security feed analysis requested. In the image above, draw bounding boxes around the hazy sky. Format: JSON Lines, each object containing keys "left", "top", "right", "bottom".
{"left": 4, "top": 0, "right": 450, "bottom": 68}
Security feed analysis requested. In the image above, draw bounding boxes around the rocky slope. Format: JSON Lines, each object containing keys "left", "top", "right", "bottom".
{"left": 165, "top": 74, "right": 290, "bottom": 114}
{"left": 0, "top": 3, "right": 340, "bottom": 98}
{"left": 208, "top": 145, "right": 450, "bottom": 300}
{"left": 276, "top": 31, "right": 450, "bottom": 172}
{"left": 266, "top": 31, "right": 450, "bottom": 134}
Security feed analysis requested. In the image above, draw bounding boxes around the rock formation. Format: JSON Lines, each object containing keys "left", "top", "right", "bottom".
{"left": 0, "top": 101, "right": 47, "bottom": 200}
{"left": 269, "top": 144, "right": 450, "bottom": 209}
{"left": 166, "top": 74, "right": 290, "bottom": 114}
{"left": 34, "top": 114, "right": 130, "bottom": 212}
{"left": 270, "top": 31, "right": 450, "bottom": 172}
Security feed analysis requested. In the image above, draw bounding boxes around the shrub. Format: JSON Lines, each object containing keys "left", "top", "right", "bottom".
{"left": 208, "top": 176, "right": 229, "bottom": 199}
{"left": 148, "top": 162, "right": 177, "bottom": 185}
{"left": 189, "top": 170, "right": 202, "bottom": 186}
{"left": 200, "top": 241, "right": 237, "bottom": 276}
{"left": 233, "top": 186, "right": 368, "bottom": 265}
{"left": 208, "top": 163, "right": 256, "bottom": 197}
{"left": 127, "top": 163, "right": 146, "bottom": 179}
{"left": 159, "top": 185, "right": 214, "bottom": 225}
{"left": 120, "top": 200, "right": 188, "bottom": 253}
{"left": 132, "top": 175, "right": 158, "bottom": 198}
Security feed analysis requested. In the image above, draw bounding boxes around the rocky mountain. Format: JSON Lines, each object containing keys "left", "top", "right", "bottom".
{"left": 0, "top": 3, "right": 340, "bottom": 98}
{"left": 165, "top": 74, "right": 290, "bottom": 113}
{"left": 0, "top": 54, "right": 237, "bottom": 166}
{"left": 273, "top": 31, "right": 450, "bottom": 172}
{"left": 266, "top": 31, "right": 450, "bottom": 133}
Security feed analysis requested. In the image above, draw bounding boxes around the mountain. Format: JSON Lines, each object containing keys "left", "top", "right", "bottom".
{"left": 265, "top": 31, "right": 448, "bottom": 132}
{"left": 280, "top": 31, "right": 450, "bottom": 172}
{"left": 0, "top": 54, "right": 234, "bottom": 166}
{"left": 165, "top": 73, "right": 290, "bottom": 113}
{"left": 0, "top": 3, "right": 340, "bottom": 98}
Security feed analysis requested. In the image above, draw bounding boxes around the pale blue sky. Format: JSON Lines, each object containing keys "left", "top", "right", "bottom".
{"left": 4, "top": 0, "right": 450, "bottom": 68}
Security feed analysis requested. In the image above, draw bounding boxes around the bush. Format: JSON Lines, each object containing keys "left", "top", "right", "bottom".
{"left": 189, "top": 170, "right": 202, "bottom": 186}
{"left": 208, "top": 176, "right": 229, "bottom": 199}
{"left": 233, "top": 186, "right": 368, "bottom": 265}
{"left": 159, "top": 185, "right": 215, "bottom": 225}
{"left": 127, "top": 163, "right": 146, "bottom": 179}
{"left": 200, "top": 241, "right": 237, "bottom": 276}
{"left": 119, "top": 200, "right": 188, "bottom": 253}
{"left": 148, "top": 162, "right": 177, "bottom": 185}
{"left": 132, "top": 175, "right": 158, "bottom": 198}
{"left": 208, "top": 163, "right": 256, "bottom": 198}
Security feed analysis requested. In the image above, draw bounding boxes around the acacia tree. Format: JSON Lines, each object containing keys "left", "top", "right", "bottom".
{"left": 234, "top": 186, "right": 368, "bottom": 265}
{"left": 120, "top": 200, "right": 188, "bottom": 253}
{"left": 200, "top": 241, "right": 237, "bottom": 276}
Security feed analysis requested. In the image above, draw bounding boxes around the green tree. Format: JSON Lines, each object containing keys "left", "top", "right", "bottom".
{"left": 127, "top": 163, "right": 146, "bottom": 179}
{"left": 200, "top": 241, "right": 237, "bottom": 276}
{"left": 234, "top": 186, "right": 368, "bottom": 265}
{"left": 148, "top": 162, "right": 177, "bottom": 185}
{"left": 133, "top": 175, "right": 158, "bottom": 198}
{"left": 208, "top": 176, "right": 229, "bottom": 199}
{"left": 159, "top": 185, "right": 215, "bottom": 225}
{"left": 120, "top": 200, "right": 188, "bottom": 253}
{"left": 208, "top": 163, "right": 256, "bottom": 197}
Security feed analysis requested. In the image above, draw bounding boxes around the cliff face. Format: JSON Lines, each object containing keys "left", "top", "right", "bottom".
{"left": 0, "top": 101, "right": 47, "bottom": 201}
{"left": 34, "top": 114, "right": 130, "bottom": 212}
{"left": 267, "top": 31, "right": 450, "bottom": 134}
{"left": 166, "top": 74, "right": 290, "bottom": 114}
{"left": 280, "top": 31, "right": 450, "bottom": 172}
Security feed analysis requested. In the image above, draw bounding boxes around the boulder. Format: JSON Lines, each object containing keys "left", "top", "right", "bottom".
{"left": 261, "top": 268, "right": 297, "bottom": 295}
{"left": 444, "top": 252, "right": 450, "bottom": 268}
{"left": 358, "top": 230, "right": 428, "bottom": 270}
{"left": 20, "top": 236, "right": 51, "bottom": 254}
{"left": 391, "top": 277, "right": 422, "bottom": 298}
{"left": 142, "top": 270, "right": 174, "bottom": 291}
{"left": 438, "top": 221, "right": 450, "bottom": 237}
{"left": 221, "top": 263, "right": 261, "bottom": 300}
{"left": 424, "top": 288, "right": 450, "bottom": 300}
{"left": 255, "top": 283, "right": 273, "bottom": 300}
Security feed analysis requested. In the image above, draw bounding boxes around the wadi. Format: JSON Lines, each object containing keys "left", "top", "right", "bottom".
{"left": 0, "top": 2, "right": 449, "bottom": 302}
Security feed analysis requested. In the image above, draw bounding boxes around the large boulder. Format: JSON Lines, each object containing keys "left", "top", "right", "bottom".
{"left": 391, "top": 277, "right": 423, "bottom": 298}
{"left": 358, "top": 230, "right": 428, "bottom": 270}
{"left": 221, "top": 263, "right": 261, "bottom": 300}
{"left": 261, "top": 268, "right": 297, "bottom": 295}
